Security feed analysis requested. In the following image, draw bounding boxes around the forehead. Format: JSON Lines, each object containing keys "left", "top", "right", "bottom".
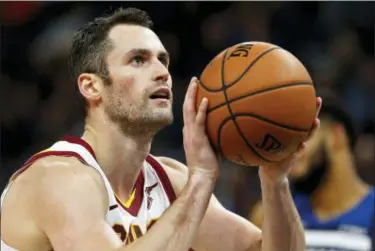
{"left": 108, "top": 24, "right": 166, "bottom": 54}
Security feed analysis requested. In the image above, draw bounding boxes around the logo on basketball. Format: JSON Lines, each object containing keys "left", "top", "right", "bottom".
{"left": 255, "top": 134, "right": 284, "bottom": 153}
{"left": 228, "top": 44, "right": 253, "bottom": 59}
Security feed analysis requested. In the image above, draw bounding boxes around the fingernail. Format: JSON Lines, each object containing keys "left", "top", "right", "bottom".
{"left": 191, "top": 76, "right": 197, "bottom": 83}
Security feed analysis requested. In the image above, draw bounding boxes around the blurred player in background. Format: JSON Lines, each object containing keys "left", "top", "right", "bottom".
{"left": 1, "top": 6, "right": 321, "bottom": 251}
{"left": 250, "top": 88, "right": 374, "bottom": 251}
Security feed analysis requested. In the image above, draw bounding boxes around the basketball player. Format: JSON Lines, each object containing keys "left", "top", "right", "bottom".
{"left": 250, "top": 89, "right": 374, "bottom": 251}
{"left": 1, "top": 7, "right": 321, "bottom": 251}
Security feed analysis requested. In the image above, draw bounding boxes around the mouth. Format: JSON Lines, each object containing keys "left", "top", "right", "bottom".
{"left": 149, "top": 87, "right": 171, "bottom": 100}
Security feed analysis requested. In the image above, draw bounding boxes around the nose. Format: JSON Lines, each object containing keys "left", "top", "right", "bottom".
{"left": 155, "top": 71, "right": 169, "bottom": 82}
{"left": 153, "top": 61, "right": 170, "bottom": 83}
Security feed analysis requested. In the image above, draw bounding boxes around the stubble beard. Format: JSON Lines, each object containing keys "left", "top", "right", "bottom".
{"left": 105, "top": 96, "right": 174, "bottom": 139}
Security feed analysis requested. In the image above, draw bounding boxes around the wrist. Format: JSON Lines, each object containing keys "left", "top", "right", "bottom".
{"left": 189, "top": 168, "right": 219, "bottom": 182}
{"left": 259, "top": 168, "right": 289, "bottom": 188}
{"left": 260, "top": 174, "right": 291, "bottom": 202}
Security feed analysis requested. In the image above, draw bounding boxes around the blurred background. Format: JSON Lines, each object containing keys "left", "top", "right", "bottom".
{"left": 1, "top": 1, "right": 374, "bottom": 219}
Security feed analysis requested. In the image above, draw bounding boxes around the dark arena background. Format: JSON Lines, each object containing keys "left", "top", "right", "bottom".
{"left": 1, "top": 2, "right": 374, "bottom": 250}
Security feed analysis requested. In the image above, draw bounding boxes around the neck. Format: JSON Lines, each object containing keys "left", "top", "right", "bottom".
{"left": 82, "top": 114, "right": 152, "bottom": 201}
{"left": 311, "top": 150, "right": 369, "bottom": 220}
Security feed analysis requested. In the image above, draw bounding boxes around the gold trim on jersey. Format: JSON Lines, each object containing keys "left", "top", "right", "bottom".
{"left": 115, "top": 189, "right": 136, "bottom": 208}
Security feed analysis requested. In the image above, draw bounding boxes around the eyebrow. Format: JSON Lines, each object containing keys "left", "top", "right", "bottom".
{"left": 127, "top": 48, "right": 170, "bottom": 61}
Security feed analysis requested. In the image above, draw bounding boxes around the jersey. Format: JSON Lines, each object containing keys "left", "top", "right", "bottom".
{"left": 1, "top": 135, "right": 181, "bottom": 251}
{"left": 294, "top": 188, "right": 374, "bottom": 251}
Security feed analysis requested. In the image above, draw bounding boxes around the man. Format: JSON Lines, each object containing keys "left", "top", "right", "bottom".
{"left": 250, "top": 89, "right": 374, "bottom": 251}
{"left": 1, "top": 7, "right": 321, "bottom": 251}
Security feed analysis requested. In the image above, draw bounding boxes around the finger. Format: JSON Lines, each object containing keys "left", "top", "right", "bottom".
{"left": 183, "top": 77, "right": 198, "bottom": 127}
{"left": 183, "top": 77, "right": 196, "bottom": 106}
{"left": 316, "top": 97, "right": 322, "bottom": 117}
{"left": 182, "top": 126, "right": 190, "bottom": 151}
{"left": 306, "top": 118, "right": 320, "bottom": 141}
{"left": 195, "top": 97, "right": 208, "bottom": 128}
{"left": 186, "top": 80, "right": 198, "bottom": 122}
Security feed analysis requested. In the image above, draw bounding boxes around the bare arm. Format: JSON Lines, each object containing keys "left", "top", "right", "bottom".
{"left": 249, "top": 191, "right": 304, "bottom": 251}
{"left": 160, "top": 96, "right": 323, "bottom": 251}
{"left": 256, "top": 95, "right": 323, "bottom": 251}
{"left": 29, "top": 157, "right": 216, "bottom": 251}
{"left": 258, "top": 173, "right": 305, "bottom": 251}
{"left": 160, "top": 157, "right": 262, "bottom": 251}
{"left": 133, "top": 172, "right": 216, "bottom": 251}
{"left": 160, "top": 156, "right": 306, "bottom": 251}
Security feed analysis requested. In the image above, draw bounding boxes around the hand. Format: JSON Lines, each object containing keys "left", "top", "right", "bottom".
{"left": 259, "top": 97, "right": 323, "bottom": 184}
{"left": 182, "top": 77, "right": 220, "bottom": 179}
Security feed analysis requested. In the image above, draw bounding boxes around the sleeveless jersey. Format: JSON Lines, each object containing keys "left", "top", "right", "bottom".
{"left": 1, "top": 135, "right": 183, "bottom": 251}
{"left": 294, "top": 188, "right": 374, "bottom": 251}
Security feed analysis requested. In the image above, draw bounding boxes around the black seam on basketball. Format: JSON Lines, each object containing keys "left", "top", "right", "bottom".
{"left": 225, "top": 46, "right": 280, "bottom": 89}
{"left": 199, "top": 47, "right": 281, "bottom": 93}
{"left": 216, "top": 115, "right": 227, "bottom": 157}
{"left": 215, "top": 49, "right": 230, "bottom": 156}
{"left": 220, "top": 49, "right": 273, "bottom": 163}
{"left": 207, "top": 82, "right": 313, "bottom": 113}
{"left": 228, "top": 113, "right": 310, "bottom": 132}
{"left": 198, "top": 78, "right": 222, "bottom": 92}
{"left": 217, "top": 116, "right": 279, "bottom": 165}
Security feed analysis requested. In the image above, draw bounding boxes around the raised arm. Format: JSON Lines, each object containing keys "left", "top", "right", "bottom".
{"left": 159, "top": 97, "right": 322, "bottom": 251}
{"left": 22, "top": 155, "right": 216, "bottom": 251}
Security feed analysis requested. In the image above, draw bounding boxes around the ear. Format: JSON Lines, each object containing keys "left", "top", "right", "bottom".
{"left": 77, "top": 73, "right": 102, "bottom": 104}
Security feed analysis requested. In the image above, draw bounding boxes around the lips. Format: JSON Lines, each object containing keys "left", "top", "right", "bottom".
{"left": 149, "top": 87, "right": 171, "bottom": 100}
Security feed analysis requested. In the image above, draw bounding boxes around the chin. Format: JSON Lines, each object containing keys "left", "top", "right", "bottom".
{"left": 144, "top": 109, "right": 173, "bottom": 129}
{"left": 153, "top": 107, "right": 173, "bottom": 120}
{"left": 154, "top": 113, "right": 174, "bottom": 126}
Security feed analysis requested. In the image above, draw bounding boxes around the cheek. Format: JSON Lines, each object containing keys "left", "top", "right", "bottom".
{"left": 110, "top": 76, "right": 137, "bottom": 100}
{"left": 109, "top": 66, "right": 150, "bottom": 101}
{"left": 109, "top": 65, "right": 137, "bottom": 87}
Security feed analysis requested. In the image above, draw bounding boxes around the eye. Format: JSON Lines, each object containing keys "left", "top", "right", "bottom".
{"left": 158, "top": 57, "right": 169, "bottom": 67}
{"left": 130, "top": 55, "right": 145, "bottom": 67}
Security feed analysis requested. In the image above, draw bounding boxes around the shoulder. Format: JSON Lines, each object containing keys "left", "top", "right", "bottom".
{"left": 3, "top": 155, "right": 108, "bottom": 217}
{"left": 18, "top": 155, "right": 104, "bottom": 191}
{"left": 151, "top": 155, "right": 189, "bottom": 195}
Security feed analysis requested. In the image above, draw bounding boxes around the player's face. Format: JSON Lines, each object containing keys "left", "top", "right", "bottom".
{"left": 288, "top": 125, "right": 330, "bottom": 194}
{"left": 102, "top": 24, "right": 173, "bottom": 135}
{"left": 289, "top": 127, "right": 326, "bottom": 179}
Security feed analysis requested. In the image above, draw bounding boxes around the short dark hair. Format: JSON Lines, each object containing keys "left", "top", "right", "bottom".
{"left": 69, "top": 7, "right": 154, "bottom": 116}
{"left": 316, "top": 87, "right": 358, "bottom": 149}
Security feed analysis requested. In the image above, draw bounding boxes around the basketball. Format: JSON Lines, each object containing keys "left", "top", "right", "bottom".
{"left": 196, "top": 41, "right": 316, "bottom": 167}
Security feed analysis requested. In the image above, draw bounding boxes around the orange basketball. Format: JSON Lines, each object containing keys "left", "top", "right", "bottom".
{"left": 196, "top": 41, "right": 316, "bottom": 167}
